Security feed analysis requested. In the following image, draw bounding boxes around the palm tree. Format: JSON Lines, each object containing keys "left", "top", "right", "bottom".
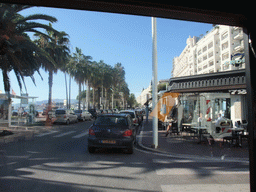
{"left": 90, "top": 61, "right": 101, "bottom": 109}
{"left": 0, "top": 3, "right": 58, "bottom": 97}
{"left": 34, "top": 25, "right": 70, "bottom": 110}
{"left": 69, "top": 47, "right": 92, "bottom": 110}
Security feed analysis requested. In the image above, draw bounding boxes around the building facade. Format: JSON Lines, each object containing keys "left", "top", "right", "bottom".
{"left": 169, "top": 25, "right": 247, "bottom": 134}
{"left": 172, "top": 25, "right": 245, "bottom": 78}
{"left": 136, "top": 84, "right": 152, "bottom": 106}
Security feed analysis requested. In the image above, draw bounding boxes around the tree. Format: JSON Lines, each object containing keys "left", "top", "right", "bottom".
{"left": 127, "top": 93, "right": 137, "bottom": 108}
{"left": 157, "top": 83, "right": 168, "bottom": 92}
{"left": 68, "top": 47, "right": 92, "bottom": 110}
{"left": 0, "top": 3, "right": 58, "bottom": 96}
{"left": 34, "top": 25, "right": 70, "bottom": 110}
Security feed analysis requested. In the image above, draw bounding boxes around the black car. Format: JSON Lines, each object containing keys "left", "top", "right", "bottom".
{"left": 88, "top": 114, "right": 136, "bottom": 154}
{"left": 88, "top": 109, "right": 98, "bottom": 119}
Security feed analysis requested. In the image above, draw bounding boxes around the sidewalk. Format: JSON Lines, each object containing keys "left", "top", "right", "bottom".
{"left": 0, "top": 122, "right": 54, "bottom": 144}
{"left": 138, "top": 118, "right": 249, "bottom": 161}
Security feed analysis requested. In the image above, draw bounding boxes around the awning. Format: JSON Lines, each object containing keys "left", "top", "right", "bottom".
{"left": 168, "top": 69, "right": 246, "bottom": 93}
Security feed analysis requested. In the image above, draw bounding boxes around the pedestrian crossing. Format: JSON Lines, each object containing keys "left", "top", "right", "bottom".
{"left": 35, "top": 130, "right": 88, "bottom": 139}
{"left": 53, "top": 131, "right": 76, "bottom": 138}
{"left": 152, "top": 158, "right": 249, "bottom": 176}
{"left": 161, "top": 184, "right": 250, "bottom": 192}
{"left": 153, "top": 158, "right": 250, "bottom": 191}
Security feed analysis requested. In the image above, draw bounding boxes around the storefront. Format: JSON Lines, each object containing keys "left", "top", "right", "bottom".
{"left": 167, "top": 69, "right": 247, "bottom": 133}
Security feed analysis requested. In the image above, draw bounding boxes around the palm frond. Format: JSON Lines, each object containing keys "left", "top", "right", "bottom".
{"left": 16, "top": 22, "right": 60, "bottom": 35}
{"left": 15, "top": 14, "right": 57, "bottom": 24}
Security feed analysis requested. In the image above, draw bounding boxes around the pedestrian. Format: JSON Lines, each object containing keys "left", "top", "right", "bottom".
{"left": 198, "top": 112, "right": 203, "bottom": 126}
{"left": 165, "top": 116, "right": 175, "bottom": 137}
{"left": 215, "top": 113, "right": 224, "bottom": 126}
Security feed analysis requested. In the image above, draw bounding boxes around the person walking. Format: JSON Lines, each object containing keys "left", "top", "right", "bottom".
{"left": 165, "top": 116, "right": 175, "bottom": 137}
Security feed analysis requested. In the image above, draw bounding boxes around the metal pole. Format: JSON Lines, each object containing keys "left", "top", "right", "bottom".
{"left": 152, "top": 17, "right": 158, "bottom": 148}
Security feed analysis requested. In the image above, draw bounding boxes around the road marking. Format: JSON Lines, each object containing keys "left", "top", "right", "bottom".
{"left": 53, "top": 131, "right": 76, "bottom": 138}
{"left": 36, "top": 130, "right": 59, "bottom": 137}
{"left": 161, "top": 184, "right": 250, "bottom": 192}
{"left": 153, "top": 159, "right": 250, "bottom": 164}
{"left": 72, "top": 131, "right": 88, "bottom": 138}
{"left": 155, "top": 168, "right": 249, "bottom": 176}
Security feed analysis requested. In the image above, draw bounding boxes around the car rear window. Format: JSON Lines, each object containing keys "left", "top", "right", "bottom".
{"left": 55, "top": 110, "right": 66, "bottom": 114}
{"left": 120, "top": 112, "right": 135, "bottom": 118}
{"left": 95, "top": 116, "right": 128, "bottom": 126}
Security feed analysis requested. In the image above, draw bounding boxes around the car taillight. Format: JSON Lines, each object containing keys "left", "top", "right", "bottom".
{"left": 89, "top": 128, "right": 95, "bottom": 136}
{"left": 64, "top": 115, "right": 66, "bottom": 118}
{"left": 133, "top": 119, "right": 137, "bottom": 123}
{"left": 123, "top": 130, "right": 133, "bottom": 137}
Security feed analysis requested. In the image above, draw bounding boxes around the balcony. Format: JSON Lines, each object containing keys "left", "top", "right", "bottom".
{"left": 234, "top": 32, "right": 243, "bottom": 40}
{"left": 234, "top": 41, "right": 244, "bottom": 52}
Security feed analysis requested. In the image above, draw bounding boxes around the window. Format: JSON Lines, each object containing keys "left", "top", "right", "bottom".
{"left": 209, "top": 60, "right": 214, "bottom": 66}
{"left": 208, "top": 41, "right": 213, "bottom": 49}
{"left": 94, "top": 116, "right": 128, "bottom": 126}
{"left": 198, "top": 50, "right": 202, "bottom": 55}
{"left": 55, "top": 110, "right": 66, "bottom": 114}
{"left": 208, "top": 51, "right": 213, "bottom": 58}
{"left": 203, "top": 46, "right": 207, "bottom": 52}
{"left": 222, "top": 52, "right": 229, "bottom": 60}
{"left": 203, "top": 55, "right": 207, "bottom": 61}
{"left": 221, "top": 31, "right": 228, "bottom": 40}
{"left": 222, "top": 41, "right": 228, "bottom": 50}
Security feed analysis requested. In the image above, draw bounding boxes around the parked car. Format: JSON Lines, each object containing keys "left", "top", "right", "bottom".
{"left": 88, "top": 114, "right": 136, "bottom": 154}
{"left": 88, "top": 109, "right": 98, "bottom": 119}
{"left": 54, "top": 109, "right": 78, "bottom": 125}
{"left": 12, "top": 110, "right": 18, "bottom": 116}
{"left": 119, "top": 110, "right": 139, "bottom": 126}
{"left": 74, "top": 110, "right": 92, "bottom": 121}
{"left": 112, "top": 109, "right": 119, "bottom": 113}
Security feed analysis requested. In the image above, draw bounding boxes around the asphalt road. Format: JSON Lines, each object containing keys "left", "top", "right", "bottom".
{"left": 0, "top": 121, "right": 250, "bottom": 192}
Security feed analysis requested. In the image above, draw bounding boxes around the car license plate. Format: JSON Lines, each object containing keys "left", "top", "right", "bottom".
{"left": 101, "top": 140, "right": 116, "bottom": 144}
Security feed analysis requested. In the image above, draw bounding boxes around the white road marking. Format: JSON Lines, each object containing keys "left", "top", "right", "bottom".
{"left": 53, "top": 131, "right": 76, "bottom": 138}
{"left": 155, "top": 168, "right": 249, "bottom": 176}
{"left": 161, "top": 184, "right": 250, "bottom": 192}
{"left": 72, "top": 131, "right": 88, "bottom": 138}
{"left": 153, "top": 159, "right": 250, "bottom": 164}
{"left": 36, "top": 130, "right": 59, "bottom": 137}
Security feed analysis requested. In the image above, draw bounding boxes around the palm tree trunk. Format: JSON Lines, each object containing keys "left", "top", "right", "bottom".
{"left": 64, "top": 72, "right": 69, "bottom": 109}
{"left": 86, "top": 80, "right": 89, "bottom": 110}
{"left": 92, "top": 88, "right": 95, "bottom": 109}
{"left": 69, "top": 75, "right": 71, "bottom": 109}
{"left": 46, "top": 70, "right": 53, "bottom": 122}
{"left": 78, "top": 82, "right": 81, "bottom": 110}
{"left": 48, "top": 70, "right": 53, "bottom": 109}
{"left": 98, "top": 88, "right": 101, "bottom": 109}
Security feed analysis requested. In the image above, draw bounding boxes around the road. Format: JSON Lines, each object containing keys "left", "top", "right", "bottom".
{"left": 0, "top": 121, "right": 250, "bottom": 192}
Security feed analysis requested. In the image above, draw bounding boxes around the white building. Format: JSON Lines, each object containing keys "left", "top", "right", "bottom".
{"left": 136, "top": 84, "right": 151, "bottom": 106}
{"left": 172, "top": 25, "right": 245, "bottom": 78}
{"left": 169, "top": 25, "right": 247, "bottom": 132}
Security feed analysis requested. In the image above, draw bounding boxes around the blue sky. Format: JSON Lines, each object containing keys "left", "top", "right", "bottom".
{"left": 0, "top": 6, "right": 213, "bottom": 103}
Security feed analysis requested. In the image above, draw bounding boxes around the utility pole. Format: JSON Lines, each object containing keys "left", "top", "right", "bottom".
{"left": 152, "top": 17, "right": 158, "bottom": 148}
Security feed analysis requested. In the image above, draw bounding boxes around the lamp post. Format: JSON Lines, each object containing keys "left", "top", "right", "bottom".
{"left": 152, "top": 17, "right": 158, "bottom": 148}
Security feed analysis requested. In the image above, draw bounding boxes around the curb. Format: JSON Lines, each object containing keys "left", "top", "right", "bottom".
{"left": 136, "top": 121, "right": 249, "bottom": 163}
